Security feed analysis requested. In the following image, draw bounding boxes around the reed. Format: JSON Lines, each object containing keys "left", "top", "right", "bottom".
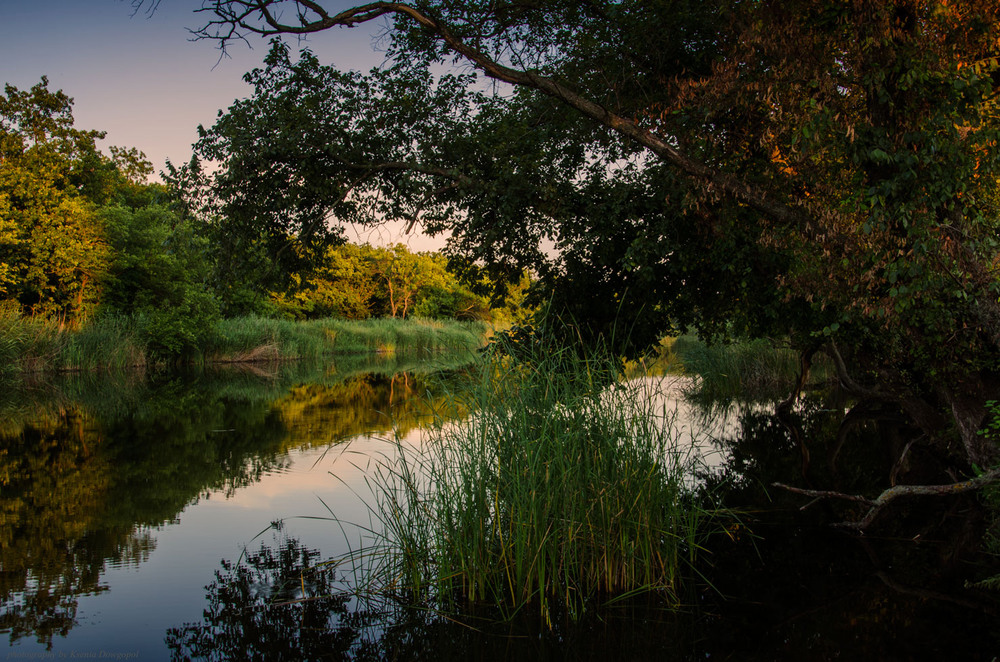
{"left": 206, "top": 316, "right": 486, "bottom": 362}
{"left": 362, "top": 336, "right": 719, "bottom": 624}
{"left": 0, "top": 302, "right": 61, "bottom": 374}
{"left": 59, "top": 315, "right": 147, "bottom": 371}
{"left": 667, "top": 335, "right": 828, "bottom": 400}
{"left": 0, "top": 309, "right": 486, "bottom": 375}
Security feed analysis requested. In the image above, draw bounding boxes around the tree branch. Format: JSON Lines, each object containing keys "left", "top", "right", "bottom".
{"left": 195, "top": 1, "right": 808, "bottom": 228}
{"left": 774, "top": 467, "right": 1000, "bottom": 530}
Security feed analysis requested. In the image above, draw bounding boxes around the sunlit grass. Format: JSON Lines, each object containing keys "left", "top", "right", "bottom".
{"left": 0, "top": 307, "right": 486, "bottom": 375}
{"left": 207, "top": 316, "right": 485, "bottom": 362}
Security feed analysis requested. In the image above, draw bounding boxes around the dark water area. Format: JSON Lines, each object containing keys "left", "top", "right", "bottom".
{"left": 2, "top": 360, "right": 999, "bottom": 660}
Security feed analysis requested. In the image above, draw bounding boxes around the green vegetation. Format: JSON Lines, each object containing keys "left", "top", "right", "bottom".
{"left": 0, "top": 304, "right": 485, "bottom": 375}
{"left": 185, "top": 1, "right": 1000, "bottom": 480}
{"left": 1, "top": 77, "right": 515, "bottom": 371}
{"left": 356, "top": 336, "right": 720, "bottom": 623}
{"left": 207, "top": 316, "right": 485, "bottom": 361}
{"left": 271, "top": 243, "right": 491, "bottom": 322}
{"left": 657, "top": 335, "right": 832, "bottom": 401}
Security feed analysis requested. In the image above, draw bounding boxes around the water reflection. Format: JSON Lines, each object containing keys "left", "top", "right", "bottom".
{"left": 696, "top": 390, "right": 1000, "bottom": 660}
{"left": 167, "top": 536, "right": 701, "bottom": 662}
{"left": 0, "top": 355, "right": 471, "bottom": 650}
{"left": 167, "top": 380, "right": 1000, "bottom": 661}
{"left": 5, "top": 362, "right": 1000, "bottom": 658}
{"left": 165, "top": 535, "right": 361, "bottom": 661}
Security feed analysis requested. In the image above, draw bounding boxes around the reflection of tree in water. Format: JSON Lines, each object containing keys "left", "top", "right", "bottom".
{"left": 165, "top": 388, "right": 1000, "bottom": 661}
{"left": 692, "top": 390, "right": 1000, "bottom": 660}
{"left": 166, "top": 536, "right": 362, "bottom": 661}
{"left": 166, "top": 536, "right": 698, "bottom": 662}
{"left": 0, "top": 366, "right": 468, "bottom": 648}
{"left": 0, "top": 411, "right": 155, "bottom": 648}
{"left": 275, "top": 372, "right": 469, "bottom": 449}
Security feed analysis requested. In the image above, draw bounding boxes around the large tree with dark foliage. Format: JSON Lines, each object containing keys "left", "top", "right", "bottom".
{"left": 176, "top": 1, "right": 1000, "bottom": 485}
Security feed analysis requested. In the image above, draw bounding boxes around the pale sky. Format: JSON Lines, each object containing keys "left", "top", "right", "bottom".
{"left": 0, "top": 0, "right": 446, "bottom": 249}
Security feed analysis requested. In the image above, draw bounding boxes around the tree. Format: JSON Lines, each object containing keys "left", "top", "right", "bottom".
{"left": 0, "top": 79, "right": 115, "bottom": 323}
{"left": 186, "top": 2, "right": 1000, "bottom": 473}
{"left": 101, "top": 205, "right": 220, "bottom": 357}
{"left": 0, "top": 78, "right": 169, "bottom": 325}
{"left": 270, "top": 242, "right": 491, "bottom": 321}
{"left": 270, "top": 242, "right": 380, "bottom": 320}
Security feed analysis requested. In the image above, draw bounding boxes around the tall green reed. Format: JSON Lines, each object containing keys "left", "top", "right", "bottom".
{"left": 0, "top": 308, "right": 485, "bottom": 376}
{"left": 0, "top": 301, "right": 64, "bottom": 374}
{"left": 60, "top": 315, "right": 147, "bottom": 371}
{"left": 363, "top": 335, "right": 720, "bottom": 625}
{"left": 206, "top": 316, "right": 485, "bottom": 362}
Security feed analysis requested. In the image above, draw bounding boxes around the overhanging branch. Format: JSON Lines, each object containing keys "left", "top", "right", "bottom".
{"left": 194, "top": 0, "right": 809, "bottom": 228}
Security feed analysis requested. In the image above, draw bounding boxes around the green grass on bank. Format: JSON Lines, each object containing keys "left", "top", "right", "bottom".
{"left": 207, "top": 316, "right": 486, "bottom": 362}
{"left": 0, "top": 304, "right": 486, "bottom": 375}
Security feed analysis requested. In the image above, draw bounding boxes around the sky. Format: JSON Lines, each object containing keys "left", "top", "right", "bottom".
{"left": 0, "top": 0, "right": 444, "bottom": 249}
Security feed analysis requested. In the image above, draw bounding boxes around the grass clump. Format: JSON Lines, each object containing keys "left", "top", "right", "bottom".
{"left": 366, "top": 335, "right": 718, "bottom": 624}
{"left": 59, "top": 315, "right": 147, "bottom": 371}
{"left": 664, "top": 335, "right": 830, "bottom": 400}
{"left": 0, "top": 302, "right": 61, "bottom": 375}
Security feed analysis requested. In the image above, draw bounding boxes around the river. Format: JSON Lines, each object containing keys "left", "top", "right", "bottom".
{"left": 2, "top": 355, "right": 998, "bottom": 660}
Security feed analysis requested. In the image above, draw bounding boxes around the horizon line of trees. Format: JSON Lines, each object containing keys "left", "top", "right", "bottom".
{"left": 0, "top": 78, "right": 527, "bottom": 357}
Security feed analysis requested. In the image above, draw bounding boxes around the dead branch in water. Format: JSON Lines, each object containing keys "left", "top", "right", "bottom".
{"left": 774, "top": 467, "right": 1000, "bottom": 530}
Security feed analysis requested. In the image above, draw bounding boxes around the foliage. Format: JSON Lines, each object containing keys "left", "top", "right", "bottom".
{"left": 101, "top": 204, "right": 220, "bottom": 358}
{"left": 1, "top": 76, "right": 220, "bottom": 356}
{"left": 0, "top": 79, "right": 180, "bottom": 322}
{"left": 270, "top": 242, "right": 491, "bottom": 322}
{"left": 187, "top": 0, "right": 1000, "bottom": 468}
{"left": 0, "top": 79, "right": 113, "bottom": 323}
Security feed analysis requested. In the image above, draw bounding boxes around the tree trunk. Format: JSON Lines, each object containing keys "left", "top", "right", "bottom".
{"left": 939, "top": 379, "right": 998, "bottom": 467}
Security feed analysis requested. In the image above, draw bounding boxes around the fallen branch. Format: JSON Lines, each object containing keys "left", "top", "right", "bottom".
{"left": 774, "top": 467, "right": 1000, "bottom": 530}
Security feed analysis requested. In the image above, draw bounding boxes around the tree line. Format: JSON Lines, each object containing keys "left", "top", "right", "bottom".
{"left": 0, "top": 78, "right": 518, "bottom": 357}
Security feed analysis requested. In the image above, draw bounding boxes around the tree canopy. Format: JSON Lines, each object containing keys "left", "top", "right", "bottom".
{"left": 1, "top": 76, "right": 493, "bottom": 362}
{"left": 185, "top": 0, "right": 1000, "bottom": 466}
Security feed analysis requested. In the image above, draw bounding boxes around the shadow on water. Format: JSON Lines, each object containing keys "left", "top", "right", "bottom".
{"left": 166, "top": 534, "right": 705, "bottom": 662}
{"left": 691, "top": 390, "right": 1000, "bottom": 661}
{"left": 0, "top": 352, "right": 473, "bottom": 650}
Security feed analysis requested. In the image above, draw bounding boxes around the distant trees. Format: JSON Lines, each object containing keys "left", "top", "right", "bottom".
{"left": 1, "top": 77, "right": 508, "bottom": 357}
{"left": 270, "top": 243, "right": 491, "bottom": 322}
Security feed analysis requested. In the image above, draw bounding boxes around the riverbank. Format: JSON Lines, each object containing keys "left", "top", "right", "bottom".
{"left": 0, "top": 310, "right": 487, "bottom": 375}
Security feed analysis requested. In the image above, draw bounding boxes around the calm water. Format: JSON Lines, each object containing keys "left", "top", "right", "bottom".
{"left": 3, "top": 357, "right": 999, "bottom": 660}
